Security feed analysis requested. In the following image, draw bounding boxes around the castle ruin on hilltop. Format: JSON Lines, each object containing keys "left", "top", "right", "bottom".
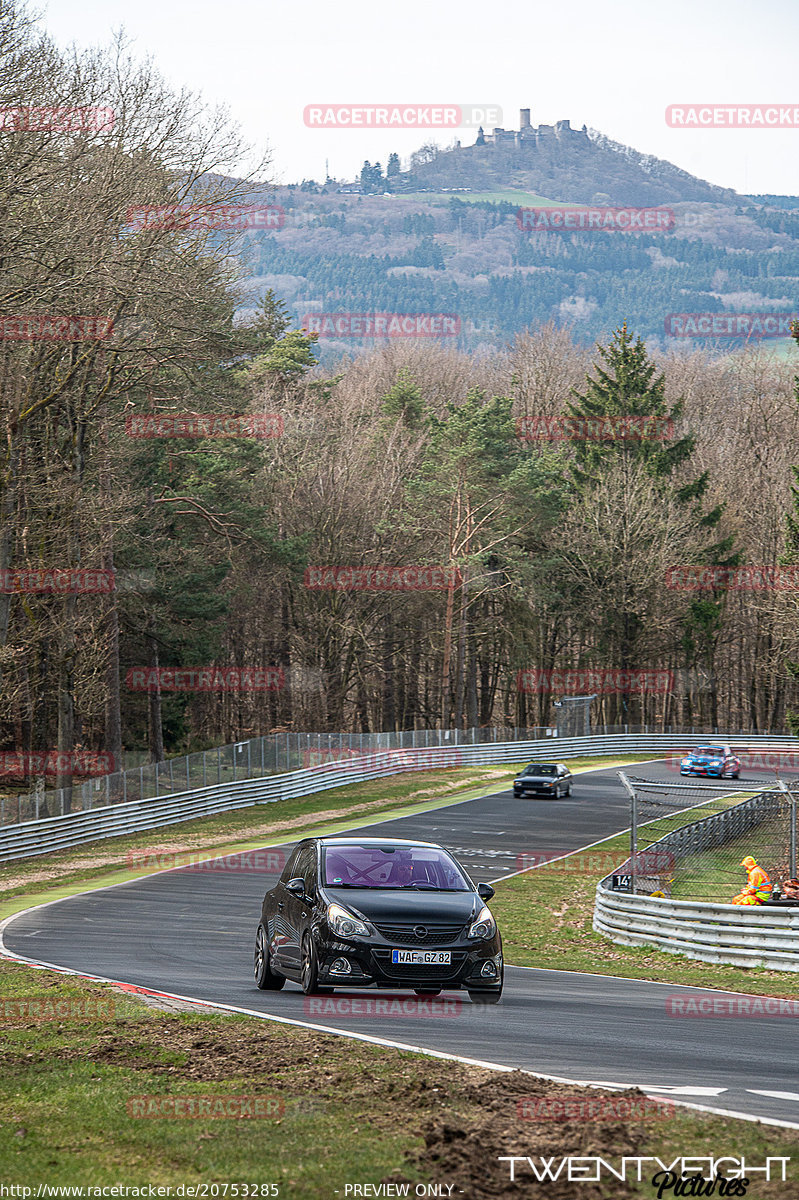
{"left": 475, "top": 108, "right": 590, "bottom": 148}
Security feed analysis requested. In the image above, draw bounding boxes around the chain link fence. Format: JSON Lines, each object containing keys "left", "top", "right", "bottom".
{"left": 0, "top": 725, "right": 561, "bottom": 828}
{"left": 614, "top": 771, "right": 799, "bottom": 903}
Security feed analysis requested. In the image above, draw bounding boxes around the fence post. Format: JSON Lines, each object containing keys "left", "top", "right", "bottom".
{"left": 218, "top": 747, "right": 221, "bottom": 785}
{"left": 618, "top": 771, "right": 637, "bottom": 894}
{"left": 140, "top": 765, "right": 144, "bottom": 801}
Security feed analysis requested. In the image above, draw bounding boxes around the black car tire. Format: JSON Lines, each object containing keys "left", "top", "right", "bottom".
{"left": 254, "top": 924, "right": 285, "bottom": 991}
{"left": 732, "top": 771, "right": 740, "bottom": 779}
{"left": 414, "top": 988, "right": 442, "bottom": 996}
{"left": 554, "top": 785, "right": 561, "bottom": 799}
{"left": 468, "top": 988, "right": 502, "bottom": 1005}
{"left": 301, "top": 932, "right": 333, "bottom": 995}
{"left": 513, "top": 790, "right": 521, "bottom": 798}
{"left": 566, "top": 783, "right": 572, "bottom": 796}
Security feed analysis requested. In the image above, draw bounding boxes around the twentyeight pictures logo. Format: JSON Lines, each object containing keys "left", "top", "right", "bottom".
{"left": 302, "top": 313, "right": 460, "bottom": 338}
{"left": 303, "top": 104, "right": 501, "bottom": 129}
{"left": 517, "top": 207, "right": 674, "bottom": 232}
{"left": 127, "top": 205, "right": 284, "bottom": 231}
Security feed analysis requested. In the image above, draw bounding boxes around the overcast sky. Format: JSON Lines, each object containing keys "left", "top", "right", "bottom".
{"left": 40, "top": 0, "right": 799, "bottom": 196}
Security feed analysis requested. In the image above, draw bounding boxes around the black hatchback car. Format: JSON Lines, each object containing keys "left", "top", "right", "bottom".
{"left": 513, "top": 762, "right": 572, "bottom": 798}
{"left": 254, "top": 837, "right": 503, "bottom": 1003}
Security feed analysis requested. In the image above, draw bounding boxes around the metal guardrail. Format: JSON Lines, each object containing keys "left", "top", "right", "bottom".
{"left": 3, "top": 731, "right": 799, "bottom": 864}
{"left": 594, "top": 886, "right": 799, "bottom": 972}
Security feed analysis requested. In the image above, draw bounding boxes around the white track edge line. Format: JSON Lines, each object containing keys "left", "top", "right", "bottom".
{"left": 4, "top": 936, "right": 799, "bottom": 1130}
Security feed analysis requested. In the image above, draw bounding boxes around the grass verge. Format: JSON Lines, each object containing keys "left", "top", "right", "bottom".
{"left": 0, "top": 959, "right": 797, "bottom": 1197}
{"left": 491, "top": 823, "right": 799, "bottom": 997}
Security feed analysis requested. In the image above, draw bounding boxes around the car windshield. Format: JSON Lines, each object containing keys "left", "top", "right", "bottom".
{"left": 321, "top": 844, "right": 471, "bottom": 890}
{"left": 523, "top": 764, "right": 556, "bottom": 776}
{"left": 695, "top": 746, "right": 725, "bottom": 756}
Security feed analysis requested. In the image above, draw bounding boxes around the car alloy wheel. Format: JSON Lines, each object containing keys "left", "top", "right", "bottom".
{"left": 301, "top": 932, "right": 332, "bottom": 996}
{"left": 254, "top": 924, "right": 285, "bottom": 991}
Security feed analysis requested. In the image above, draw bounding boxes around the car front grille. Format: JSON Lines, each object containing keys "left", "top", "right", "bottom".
{"left": 374, "top": 922, "right": 464, "bottom": 946}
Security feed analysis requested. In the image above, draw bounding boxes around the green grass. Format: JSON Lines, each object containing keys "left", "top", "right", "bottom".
{"left": 492, "top": 824, "right": 799, "bottom": 996}
{"left": 1, "top": 959, "right": 798, "bottom": 1196}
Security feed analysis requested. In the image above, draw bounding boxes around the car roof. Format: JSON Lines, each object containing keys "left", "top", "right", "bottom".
{"left": 523, "top": 762, "right": 562, "bottom": 768}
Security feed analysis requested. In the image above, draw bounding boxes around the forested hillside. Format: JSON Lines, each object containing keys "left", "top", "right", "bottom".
{"left": 3, "top": 2, "right": 799, "bottom": 790}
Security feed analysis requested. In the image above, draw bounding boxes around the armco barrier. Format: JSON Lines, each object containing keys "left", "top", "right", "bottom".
{"left": 2, "top": 733, "right": 799, "bottom": 863}
{"left": 594, "top": 885, "right": 799, "bottom": 971}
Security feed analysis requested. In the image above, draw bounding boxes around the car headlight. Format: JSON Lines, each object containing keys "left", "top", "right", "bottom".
{"left": 326, "top": 903, "right": 370, "bottom": 938}
{"left": 709, "top": 759, "right": 722, "bottom": 766}
{"left": 681, "top": 757, "right": 690, "bottom": 765}
{"left": 468, "top": 905, "right": 496, "bottom": 939}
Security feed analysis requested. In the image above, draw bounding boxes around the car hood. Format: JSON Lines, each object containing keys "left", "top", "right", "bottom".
{"left": 321, "top": 887, "right": 481, "bottom": 924}
{"left": 516, "top": 773, "right": 557, "bottom": 782}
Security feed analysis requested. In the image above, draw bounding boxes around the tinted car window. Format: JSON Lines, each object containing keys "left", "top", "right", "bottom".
{"left": 696, "top": 747, "right": 725, "bottom": 755}
{"left": 322, "top": 845, "right": 470, "bottom": 890}
{"left": 524, "top": 764, "right": 556, "bottom": 776}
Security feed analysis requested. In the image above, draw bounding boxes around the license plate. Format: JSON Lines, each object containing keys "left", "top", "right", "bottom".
{"left": 391, "top": 949, "right": 451, "bottom": 965}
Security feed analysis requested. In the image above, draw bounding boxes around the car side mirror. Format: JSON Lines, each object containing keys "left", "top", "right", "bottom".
{"left": 478, "top": 882, "right": 495, "bottom": 900}
{"left": 285, "top": 877, "right": 306, "bottom": 896}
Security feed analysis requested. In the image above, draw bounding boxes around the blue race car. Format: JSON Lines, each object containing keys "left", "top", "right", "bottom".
{"left": 679, "top": 744, "right": 740, "bottom": 779}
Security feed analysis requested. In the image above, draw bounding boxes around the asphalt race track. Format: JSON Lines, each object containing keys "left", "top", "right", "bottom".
{"left": 5, "top": 758, "right": 799, "bottom": 1127}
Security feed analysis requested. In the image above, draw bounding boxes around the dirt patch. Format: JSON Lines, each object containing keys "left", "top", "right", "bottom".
{"left": 0, "top": 1009, "right": 698, "bottom": 1195}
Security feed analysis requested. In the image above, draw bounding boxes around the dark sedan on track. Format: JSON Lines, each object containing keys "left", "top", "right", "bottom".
{"left": 254, "top": 837, "right": 503, "bottom": 1003}
{"left": 513, "top": 762, "right": 572, "bottom": 798}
